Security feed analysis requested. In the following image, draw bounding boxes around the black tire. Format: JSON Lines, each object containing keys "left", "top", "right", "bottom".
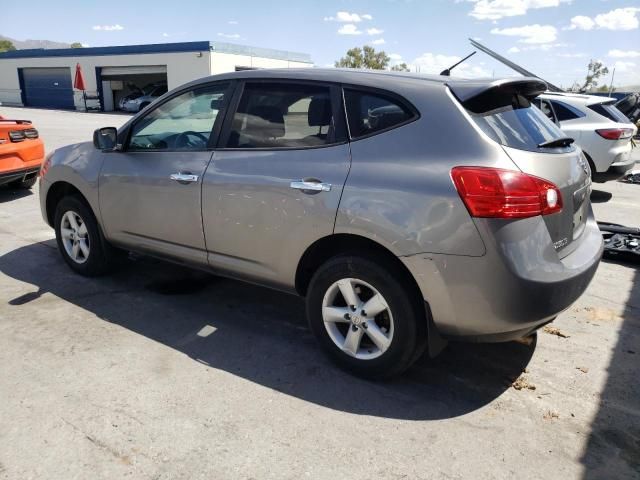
{"left": 54, "top": 195, "right": 119, "bottom": 276}
{"left": 306, "top": 255, "right": 427, "bottom": 380}
{"left": 8, "top": 176, "right": 37, "bottom": 189}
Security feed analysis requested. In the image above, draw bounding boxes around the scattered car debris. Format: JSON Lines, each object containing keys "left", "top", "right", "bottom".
{"left": 512, "top": 375, "right": 536, "bottom": 391}
{"left": 576, "top": 366, "right": 589, "bottom": 374}
{"left": 543, "top": 410, "right": 560, "bottom": 420}
{"left": 620, "top": 170, "right": 640, "bottom": 184}
{"left": 598, "top": 222, "right": 640, "bottom": 261}
{"left": 543, "top": 325, "right": 570, "bottom": 338}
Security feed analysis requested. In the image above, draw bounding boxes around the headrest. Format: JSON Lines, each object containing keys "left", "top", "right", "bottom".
{"left": 246, "top": 105, "right": 285, "bottom": 138}
{"left": 308, "top": 96, "right": 332, "bottom": 127}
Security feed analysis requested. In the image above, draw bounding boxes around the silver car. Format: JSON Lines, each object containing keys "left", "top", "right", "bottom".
{"left": 39, "top": 69, "right": 603, "bottom": 379}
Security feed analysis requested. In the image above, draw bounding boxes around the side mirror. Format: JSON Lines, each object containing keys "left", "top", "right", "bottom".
{"left": 93, "top": 127, "right": 118, "bottom": 151}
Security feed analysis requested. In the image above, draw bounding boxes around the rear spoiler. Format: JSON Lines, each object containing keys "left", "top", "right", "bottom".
{"left": 446, "top": 77, "right": 547, "bottom": 113}
{"left": 447, "top": 77, "right": 547, "bottom": 102}
{"left": 0, "top": 119, "right": 32, "bottom": 125}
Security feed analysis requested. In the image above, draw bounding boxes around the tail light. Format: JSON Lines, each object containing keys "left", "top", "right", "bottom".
{"left": 451, "top": 167, "right": 563, "bottom": 219}
{"left": 595, "top": 128, "right": 634, "bottom": 140}
{"left": 9, "top": 130, "right": 26, "bottom": 142}
{"left": 24, "top": 128, "right": 39, "bottom": 139}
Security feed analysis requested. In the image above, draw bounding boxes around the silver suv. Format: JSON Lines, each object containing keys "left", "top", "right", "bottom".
{"left": 39, "top": 69, "right": 603, "bottom": 379}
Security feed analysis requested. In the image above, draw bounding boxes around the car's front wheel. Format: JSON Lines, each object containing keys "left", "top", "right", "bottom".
{"left": 306, "top": 255, "right": 426, "bottom": 379}
{"left": 54, "top": 196, "right": 119, "bottom": 276}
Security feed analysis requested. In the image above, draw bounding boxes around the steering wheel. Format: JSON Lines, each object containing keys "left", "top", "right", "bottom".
{"left": 174, "top": 131, "right": 208, "bottom": 149}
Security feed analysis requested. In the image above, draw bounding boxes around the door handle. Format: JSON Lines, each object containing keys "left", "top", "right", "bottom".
{"left": 290, "top": 180, "right": 331, "bottom": 192}
{"left": 170, "top": 172, "right": 199, "bottom": 183}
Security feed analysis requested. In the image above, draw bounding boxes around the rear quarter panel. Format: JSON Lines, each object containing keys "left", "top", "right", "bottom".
{"left": 336, "top": 84, "right": 517, "bottom": 257}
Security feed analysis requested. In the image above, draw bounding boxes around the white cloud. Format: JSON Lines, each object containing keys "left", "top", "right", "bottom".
{"left": 410, "top": 52, "right": 491, "bottom": 78}
{"left": 337, "top": 24, "right": 362, "bottom": 35}
{"left": 366, "top": 28, "right": 384, "bottom": 35}
{"left": 565, "top": 15, "right": 595, "bottom": 30}
{"left": 614, "top": 61, "right": 636, "bottom": 72}
{"left": 490, "top": 24, "right": 557, "bottom": 43}
{"left": 609, "top": 49, "right": 640, "bottom": 58}
{"left": 556, "top": 52, "right": 586, "bottom": 58}
{"left": 92, "top": 24, "right": 124, "bottom": 31}
{"left": 469, "top": 0, "right": 570, "bottom": 20}
{"left": 508, "top": 46, "right": 520, "bottom": 53}
{"left": 81, "top": 43, "right": 90, "bottom": 47}
{"left": 565, "top": 8, "right": 640, "bottom": 31}
{"left": 370, "top": 38, "right": 386, "bottom": 45}
{"left": 325, "top": 11, "right": 371, "bottom": 22}
{"left": 217, "top": 33, "right": 241, "bottom": 39}
{"left": 228, "top": 20, "right": 238, "bottom": 25}
{"left": 162, "top": 32, "right": 170, "bottom": 37}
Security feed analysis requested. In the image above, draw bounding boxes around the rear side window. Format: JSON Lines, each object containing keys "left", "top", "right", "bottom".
{"left": 344, "top": 89, "right": 415, "bottom": 139}
{"left": 225, "top": 83, "right": 338, "bottom": 149}
{"left": 549, "top": 100, "right": 585, "bottom": 122}
{"left": 467, "top": 93, "right": 571, "bottom": 152}
{"left": 588, "top": 103, "right": 630, "bottom": 124}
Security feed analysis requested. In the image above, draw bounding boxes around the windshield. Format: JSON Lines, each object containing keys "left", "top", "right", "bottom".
{"left": 470, "top": 94, "right": 573, "bottom": 153}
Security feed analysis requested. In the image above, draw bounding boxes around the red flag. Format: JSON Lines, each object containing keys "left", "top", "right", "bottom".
{"left": 73, "top": 63, "right": 86, "bottom": 91}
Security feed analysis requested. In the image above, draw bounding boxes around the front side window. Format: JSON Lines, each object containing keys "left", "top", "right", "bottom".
{"left": 344, "top": 89, "right": 415, "bottom": 139}
{"left": 128, "top": 83, "right": 229, "bottom": 151}
{"left": 225, "top": 83, "right": 336, "bottom": 148}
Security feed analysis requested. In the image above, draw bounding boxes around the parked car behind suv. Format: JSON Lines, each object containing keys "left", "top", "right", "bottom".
{"left": 534, "top": 92, "right": 637, "bottom": 182}
{"left": 0, "top": 117, "right": 44, "bottom": 189}
{"left": 119, "top": 82, "right": 168, "bottom": 113}
{"left": 39, "top": 70, "right": 603, "bottom": 378}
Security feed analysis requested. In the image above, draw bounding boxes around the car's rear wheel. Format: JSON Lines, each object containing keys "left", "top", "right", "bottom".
{"left": 8, "top": 176, "right": 37, "bottom": 189}
{"left": 54, "top": 196, "right": 119, "bottom": 276}
{"left": 306, "top": 255, "right": 426, "bottom": 379}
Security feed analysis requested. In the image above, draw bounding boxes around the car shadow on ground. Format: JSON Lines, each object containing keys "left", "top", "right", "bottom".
{"left": 581, "top": 257, "right": 640, "bottom": 478}
{"left": 0, "top": 186, "right": 33, "bottom": 203}
{"left": 0, "top": 240, "right": 536, "bottom": 421}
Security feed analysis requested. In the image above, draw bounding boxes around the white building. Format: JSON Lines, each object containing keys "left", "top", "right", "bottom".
{"left": 0, "top": 41, "right": 313, "bottom": 111}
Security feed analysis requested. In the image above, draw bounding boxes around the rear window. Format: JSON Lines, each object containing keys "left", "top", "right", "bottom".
{"left": 588, "top": 103, "right": 630, "bottom": 124}
{"left": 344, "top": 89, "right": 415, "bottom": 139}
{"left": 468, "top": 93, "right": 572, "bottom": 153}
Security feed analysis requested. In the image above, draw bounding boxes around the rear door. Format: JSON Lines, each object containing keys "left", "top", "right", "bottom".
{"left": 201, "top": 80, "right": 350, "bottom": 289}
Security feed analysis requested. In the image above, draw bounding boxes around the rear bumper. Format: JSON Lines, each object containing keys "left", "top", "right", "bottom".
{"left": 0, "top": 166, "right": 40, "bottom": 186}
{"left": 401, "top": 211, "right": 603, "bottom": 342}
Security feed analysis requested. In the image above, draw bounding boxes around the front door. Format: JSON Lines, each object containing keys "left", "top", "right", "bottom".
{"left": 202, "top": 81, "right": 351, "bottom": 289}
{"left": 99, "top": 82, "right": 233, "bottom": 265}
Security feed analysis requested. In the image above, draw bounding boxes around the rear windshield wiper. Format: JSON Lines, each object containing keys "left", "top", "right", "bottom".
{"left": 538, "top": 137, "right": 574, "bottom": 149}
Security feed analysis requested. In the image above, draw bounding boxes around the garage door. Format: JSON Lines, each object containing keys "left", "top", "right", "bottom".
{"left": 21, "top": 67, "right": 75, "bottom": 109}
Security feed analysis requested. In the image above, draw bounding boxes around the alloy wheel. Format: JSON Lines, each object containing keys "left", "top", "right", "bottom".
{"left": 321, "top": 278, "right": 394, "bottom": 360}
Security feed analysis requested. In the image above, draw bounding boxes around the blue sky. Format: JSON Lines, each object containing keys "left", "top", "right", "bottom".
{"left": 3, "top": 0, "right": 639, "bottom": 87}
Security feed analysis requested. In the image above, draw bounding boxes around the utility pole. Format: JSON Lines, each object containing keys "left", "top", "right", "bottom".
{"left": 608, "top": 67, "right": 616, "bottom": 97}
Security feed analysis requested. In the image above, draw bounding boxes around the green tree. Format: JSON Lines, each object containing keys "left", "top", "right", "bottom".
{"left": 335, "top": 46, "right": 390, "bottom": 70}
{"left": 580, "top": 60, "right": 609, "bottom": 92}
{"left": 70, "top": 42, "right": 84, "bottom": 48}
{"left": 0, "top": 40, "right": 16, "bottom": 52}
{"left": 391, "top": 62, "right": 410, "bottom": 72}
